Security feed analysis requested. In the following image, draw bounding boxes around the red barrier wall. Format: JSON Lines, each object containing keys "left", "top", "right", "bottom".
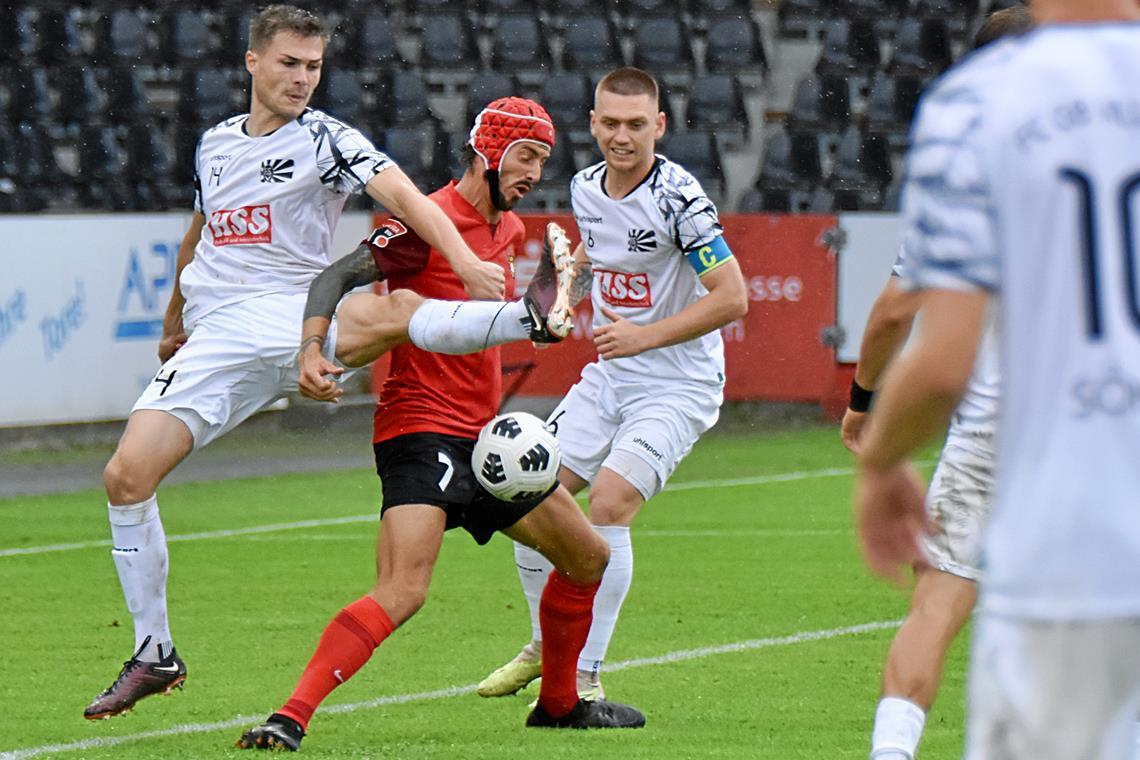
{"left": 371, "top": 213, "right": 840, "bottom": 403}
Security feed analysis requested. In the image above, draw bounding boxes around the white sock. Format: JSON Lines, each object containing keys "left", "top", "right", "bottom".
{"left": 108, "top": 495, "right": 173, "bottom": 663}
{"left": 514, "top": 541, "right": 553, "bottom": 644}
{"left": 870, "top": 697, "right": 926, "bottom": 760}
{"left": 578, "top": 525, "right": 633, "bottom": 673}
{"left": 407, "top": 299, "right": 530, "bottom": 355}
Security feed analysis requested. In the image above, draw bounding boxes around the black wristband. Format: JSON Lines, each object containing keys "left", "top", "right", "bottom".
{"left": 848, "top": 379, "right": 874, "bottom": 413}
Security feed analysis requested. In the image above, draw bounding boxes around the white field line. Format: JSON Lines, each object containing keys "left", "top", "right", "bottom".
{"left": 1, "top": 465, "right": 866, "bottom": 559}
{"left": 0, "top": 619, "right": 900, "bottom": 760}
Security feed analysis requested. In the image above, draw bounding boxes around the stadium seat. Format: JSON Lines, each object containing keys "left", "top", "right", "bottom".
{"left": 864, "top": 72, "right": 921, "bottom": 135}
{"left": 383, "top": 126, "right": 443, "bottom": 191}
{"left": 778, "top": 0, "right": 829, "bottom": 37}
{"left": 480, "top": 0, "right": 535, "bottom": 18}
{"left": 38, "top": 8, "right": 83, "bottom": 65}
{"left": 171, "top": 124, "right": 202, "bottom": 187}
{"left": 356, "top": 12, "right": 404, "bottom": 69}
{"left": 787, "top": 75, "right": 850, "bottom": 135}
{"left": 124, "top": 124, "right": 171, "bottom": 181}
{"left": 756, "top": 129, "right": 821, "bottom": 190}
{"left": 384, "top": 70, "right": 435, "bottom": 128}
{"left": 815, "top": 18, "right": 880, "bottom": 76}
{"left": 95, "top": 9, "right": 154, "bottom": 65}
{"left": 705, "top": 16, "right": 767, "bottom": 75}
{"left": 661, "top": 131, "right": 723, "bottom": 195}
{"left": 632, "top": 16, "right": 694, "bottom": 74}
{"left": 685, "top": 74, "right": 748, "bottom": 135}
{"left": 889, "top": 19, "right": 953, "bottom": 78}
{"left": 312, "top": 69, "right": 367, "bottom": 126}
{"left": 466, "top": 73, "right": 520, "bottom": 127}
{"left": 0, "top": 125, "right": 18, "bottom": 179}
{"left": 828, "top": 126, "right": 891, "bottom": 194}
{"left": 162, "top": 10, "right": 221, "bottom": 65}
{"left": 562, "top": 15, "right": 623, "bottom": 72}
{"left": 539, "top": 73, "right": 592, "bottom": 136}
{"left": 9, "top": 68, "right": 54, "bottom": 124}
{"left": 0, "top": 8, "right": 38, "bottom": 64}
{"left": 490, "top": 14, "right": 552, "bottom": 77}
{"left": 56, "top": 67, "right": 108, "bottom": 127}
{"left": 106, "top": 67, "right": 154, "bottom": 124}
{"left": 77, "top": 126, "right": 127, "bottom": 182}
{"left": 538, "top": 136, "right": 578, "bottom": 184}
{"left": 15, "top": 120, "right": 63, "bottom": 189}
{"left": 736, "top": 188, "right": 766, "bottom": 213}
{"left": 913, "top": 0, "right": 979, "bottom": 26}
{"left": 843, "top": 0, "right": 906, "bottom": 20}
{"left": 420, "top": 14, "right": 480, "bottom": 70}
{"left": 691, "top": 0, "right": 752, "bottom": 16}
{"left": 220, "top": 11, "right": 255, "bottom": 62}
{"left": 179, "top": 69, "right": 240, "bottom": 128}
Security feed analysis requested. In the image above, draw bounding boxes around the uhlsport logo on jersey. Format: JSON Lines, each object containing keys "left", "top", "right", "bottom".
{"left": 260, "top": 158, "right": 295, "bottom": 183}
{"left": 208, "top": 205, "right": 272, "bottom": 245}
{"left": 596, "top": 268, "right": 651, "bottom": 308}
{"left": 627, "top": 228, "right": 657, "bottom": 253}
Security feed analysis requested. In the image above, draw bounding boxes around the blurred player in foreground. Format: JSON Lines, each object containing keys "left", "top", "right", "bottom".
{"left": 845, "top": 13, "right": 1033, "bottom": 760}
{"left": 86, "top": 4, "right": 528, "bottom": 721}
{"left": 236, "top": 98, "right": 644, "bottom": 752}
{"left": 855, "top": 1, "right": 1140, "bottom": 758}
{"left": 847, "top": 15, "right": 1033, "bottom": 760}
{"left": 478, "top": 67, "right": 748, "bottom": 702}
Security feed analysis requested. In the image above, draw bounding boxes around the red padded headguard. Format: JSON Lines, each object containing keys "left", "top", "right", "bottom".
{"left": 469, "top": 97, "right": 556, "bottom": 171}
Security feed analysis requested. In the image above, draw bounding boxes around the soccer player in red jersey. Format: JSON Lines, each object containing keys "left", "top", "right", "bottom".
{"left": 238, "top": 98, "right": 644, "bottom": 752}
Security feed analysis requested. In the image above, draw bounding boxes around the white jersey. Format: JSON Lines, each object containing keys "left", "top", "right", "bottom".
{"left": 181, "top": 109, "right": 392, "bottom": 324}
{"left": 899, "top": 25, "right": 1140, "bottom": 620}
{"left": 893, "top": 249, "right": 999, "bottom": 433}
{"left": 571, "top": 156, "right": 732, "bottom": 385}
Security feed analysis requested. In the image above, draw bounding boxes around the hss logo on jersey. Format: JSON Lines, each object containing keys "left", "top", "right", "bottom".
{"left": 596, "top": 268, "right": 652, "bottom": 308}
{"left": 208, "top": 205, "right": 272, "bottom": 245}
{"left": 627, "top": 229, "right": 656, "bottom": 253}
{"left": 260, "top": 158, "right": 295, "bottom": 183}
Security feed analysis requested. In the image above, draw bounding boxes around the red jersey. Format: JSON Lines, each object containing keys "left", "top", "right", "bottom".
{"left": 372, "top": 181, "right": 522, "bottom": 443}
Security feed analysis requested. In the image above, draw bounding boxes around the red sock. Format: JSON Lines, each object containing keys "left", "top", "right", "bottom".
{"left": 537, "top": 572, "right": 601, "bottom": 718}
{"left": 277, "top": 596, "right": 396, "bottom": 730}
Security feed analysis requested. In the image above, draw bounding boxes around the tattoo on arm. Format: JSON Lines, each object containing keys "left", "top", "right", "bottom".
{"left": 303, "top": 244, "right": 382, "bottom": 321}
{"left": 569, "top": 261, "right": 593, "bottom": 306}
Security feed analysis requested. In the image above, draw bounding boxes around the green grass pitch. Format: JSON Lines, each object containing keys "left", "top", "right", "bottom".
{"left": 0, "top": 428, "right": 967, "bottom": 759}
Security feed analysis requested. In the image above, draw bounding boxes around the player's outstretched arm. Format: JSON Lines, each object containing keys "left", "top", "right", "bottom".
{"left": 297, "top": 244, "right": 383, "bottom": 403}
{"left": 856, "top": 288, "right": 987, "bottom": 583}
{"left": 841, "top": 277, "right": 920, "bottom": 453}
{"left": 594, "top": 256, "right": 747, "bottom": 360}
{"left": 364, "top": 168, "right": 505, "bottom": 300}
{"left": 159, "top": 212, "right": 205, "bottom": 363}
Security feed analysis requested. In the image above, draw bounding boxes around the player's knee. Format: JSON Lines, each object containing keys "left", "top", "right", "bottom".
{"left": 568, "top": 533, "right": 610, "bottom": 582}
{"left": 587, "top": 491, "right": 641, "bottom": 526}
{"left": 388, "top": 289, "right": 424, "bottom": 322}
{"left": 103, "top": 454, "right": 155, "bottom": 504}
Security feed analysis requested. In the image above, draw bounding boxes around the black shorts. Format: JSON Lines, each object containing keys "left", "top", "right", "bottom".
{"left": 373, "top": 432, "right": 556, "bottom": 545}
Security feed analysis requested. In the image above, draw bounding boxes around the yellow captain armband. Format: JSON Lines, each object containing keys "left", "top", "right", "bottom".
{"left": 684, "top": 235, "right": 734, "bottom": 276}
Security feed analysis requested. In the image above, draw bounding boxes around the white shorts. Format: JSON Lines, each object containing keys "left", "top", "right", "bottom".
{"left": 920, "top": 428, "right": 996, "bottom": 581}
{"left": 132, "top": 292, "right": 342, "bottom": 449}
{"left": 547, "top": 362, "right": 722, "bottom": 500}
{"left": 965, "top": 613, "right": 1140, "bottom": 760}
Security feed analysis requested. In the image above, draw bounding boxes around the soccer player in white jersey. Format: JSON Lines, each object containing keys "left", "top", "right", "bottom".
{"left": 478, "top": 67, "right": 748, "bottom": 701}
{"left": 845, "top": 13, "right": 1032, "bottom": 760}
{"left": 855, "top": 1, "right": 1140, "bottom": 758}
{"left": 83, "top": 4, "right": 523, "bottom": 721}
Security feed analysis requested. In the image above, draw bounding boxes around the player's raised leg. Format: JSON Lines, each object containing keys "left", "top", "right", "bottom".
{"left": 503, "top": 488, "right": 645, "bottom": 729}
{"left": 84, "top": 410, "right": 193, "bottom": 719}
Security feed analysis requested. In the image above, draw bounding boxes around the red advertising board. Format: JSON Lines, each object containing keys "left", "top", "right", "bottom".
{"left": 371, "top": 213, "right": 839, "bottom": 403}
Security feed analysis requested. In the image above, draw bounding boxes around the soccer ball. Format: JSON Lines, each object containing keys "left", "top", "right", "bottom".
{"left": 473, "top": 412, "right": 561, "bottom": 502}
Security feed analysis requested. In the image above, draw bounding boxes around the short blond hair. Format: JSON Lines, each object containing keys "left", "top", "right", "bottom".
{"left": 249, "top": 5, "right": 328, "bottom": 52}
